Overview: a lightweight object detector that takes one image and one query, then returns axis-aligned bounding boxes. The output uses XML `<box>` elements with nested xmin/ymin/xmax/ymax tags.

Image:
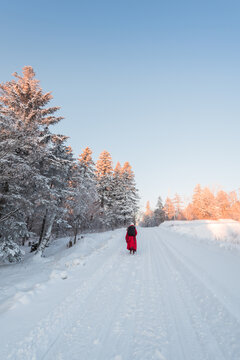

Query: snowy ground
<box><xmin>162</xmin><ymin>219</ymin><xmax>240</xmax><ymax>248</ymax></box>
<box><xmin>1</xmin><ymin>222</ymin><xmax>240</xmax><ymax>359</ymax></box>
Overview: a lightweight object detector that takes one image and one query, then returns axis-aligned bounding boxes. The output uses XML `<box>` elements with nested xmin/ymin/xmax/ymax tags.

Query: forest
<box><xmin>140</xmin><ymin>185</ymin><xmax>240</xmax><ymax>227</ymax></box>
<box><xmin>0</xmin><ymin>66</ymin><xmax>139</xmax><ymax>263</ymax></box>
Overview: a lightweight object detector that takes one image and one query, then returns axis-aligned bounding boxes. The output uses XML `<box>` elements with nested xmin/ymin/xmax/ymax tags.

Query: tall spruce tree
<box><xmin>152</xmin><ymin>196</ymin><xmax>165</xmax><ymax>225</ymax></box>
<box><xmin>111</xmin><ymin>162</ymin><xmax>126</xmax><ymax>227</ymax></box>
<box><xmin>36</xmin><ymin>138</ymin><xmax>75</xmax><ymax>254</ymax></box>
<box><xmin>96</xmin><ymin>150</ymin><xmax>114</xmax><ymax>229</ymax></box>
<box><xmin>68</xmin><ymin>147</ymin><xmax>99</xmax><ymax>242</ymax></box>
<box><xmin>0</xmin><ymin>66</ymin><xmax>67</xmax><ymax>260</ymax></box>
<box><xmin>140</xmin><ymin>201</ymin><xmax>154</xmax><ymax>227</ymax></box>
<box><xmin>192</xmin><ymin>184</ymin><xmax>203</xmax><ymax>219</ymax></box>
<box><xmin>164</xmin><ymin>197</ymin><xmax>175</xmax><ymax>220</ymax></box>
<box><xmin>121</xmin><ymin>162</ymin><xmax>139</xmax><ymax>225</ymax></box>
<box><xmin>173</xmin><ymin>193</ymin><xmax>183</xmax><ymax>220</ymax></box>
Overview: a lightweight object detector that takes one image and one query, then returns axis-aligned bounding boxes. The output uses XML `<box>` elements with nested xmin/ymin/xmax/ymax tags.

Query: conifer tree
<box><xmin>215</xmin><ymin>190</ymin><xmax>230</xmax><ymax>219</ymax></box>
<box><xmin>183</xmin><ymin>203</ymin><xmax>194</xmax><ymax>220</ymax></box>
<box><xmin>121</xmin><ymin>162</ymin><xmax>139</xmax><ymax>225</ymax></box>
<box><xmin>36</xmin><ymin>138</ymin><xmax>75</xmax><ymax>254</ymax></box>
<box><xmin>111</xmin><ymin>162</ymin><xmax>126</xmax><ymax>227</ymax></box>
<box><xmin>152</xmin><ymin>196</ymin><xmax>165</xmax><ymax>225</ymax></box>
<box><xmin>0</xmin><ymin>66</ymin><xmax>67</xmax><ymax>259</ymax></box>
<box><xmin>140</xmin><ymin>201</ymin><xmax>154</xmax><ymax>227</ymax></box>
<box><xmin>0</xmin><ymin>66</ymin><xmax>63</xmax><ymax>127</ymax></box>
<box><xmin>78</xmin><ymin>147</ymin><xmax>99</xmax><ymax>229</ymax></box>
<box><xmin>68</xmin><ymin>147</ymin><xmax>99</xmax><ymax>242</ymax></box>
<box><xmin>192</xmin><ymin>184</ymin><xmax>203</xmax><ymax>219</ymax></box>
<box><xmin>201</xmin><ymin>187</ymin><xmax>216</xmax><ymax>219</ymax></box>
<box><xmin>164</xmin><ymin>197</ymin><xmax>175</xmax><ymax>220</ymax></box>
<box><xmin>229</xmin><ymin>191</ymin><xmax>240</xmax><ymax>220</ymax></box>
<box><xmin>173</xmin><ymin>193</ymin><xmax>183</xmax><ymax>220</ymax></box>
<box><xmin>96</xmin><ymin>150</ymin><xmax>114</xmax><ymax>228</ymax></box>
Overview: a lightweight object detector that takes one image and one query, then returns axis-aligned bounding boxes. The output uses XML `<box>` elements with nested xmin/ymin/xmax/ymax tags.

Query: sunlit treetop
<box><xmin>0</xmin><ymin>65</ymin><xmax>63</xmax><ymax>129</ymax></box>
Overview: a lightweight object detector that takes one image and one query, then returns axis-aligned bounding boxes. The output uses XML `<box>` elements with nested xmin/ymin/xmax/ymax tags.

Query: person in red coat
<box><xmin>126</xmin><ymin>224</ymin><xmax>137</xmax><ymax>254</ymax></box>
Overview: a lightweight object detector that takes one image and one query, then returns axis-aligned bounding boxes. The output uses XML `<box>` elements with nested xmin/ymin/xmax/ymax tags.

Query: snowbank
<box><xmin>0</xmin><ymin>229</ymin><xmax>122</xmax><ymax>311</ymax></box>
<box><xmin>161</xmin><ymin>219</ymin><xmax>240</xmax><ymax>246</ymax></box>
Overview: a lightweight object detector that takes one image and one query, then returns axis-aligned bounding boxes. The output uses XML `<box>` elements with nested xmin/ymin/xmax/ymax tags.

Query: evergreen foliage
<box><xmin>0</xmin><ymin>67</ymin><xmax>139</xmax><ymax>262</ymax></box>
<box><xmin>140</xmin><ymin>197</ymin><xmax>165</xmax><ymax>227</ymax></box>
<box><xmin>0</xmin><ymin>66</ymin><xmax>67</xmax><ymax>260</ymax></box>
<box><xmin>68</xmin><ymin>147</ymin><xmax>99</xmax><ymax>242</ymax></box>
<box><xmin>164</xmin><ymin>197</ymin><xmax>175</xmax><ymax>220</ymax></box>
<box><xmin>121</xmin><ymin>162</ymin><xmax>139</xmax><ymax>225</ymax></box>
<box><xmin>96</xmin><ymin>150</ymin><xmax>114</xmax><ymax>228</ymax></box>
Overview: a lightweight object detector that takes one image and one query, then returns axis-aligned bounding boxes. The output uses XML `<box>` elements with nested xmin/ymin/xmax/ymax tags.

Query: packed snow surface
<box><xmin>162</xmin><ymin>219</ymin><xmax>240</xmax><ymax>247</ymax></box>
<box><xmin>1</xmin><ymin>222</ymin><xmax>240</xmax><ymax>359</ymax></box>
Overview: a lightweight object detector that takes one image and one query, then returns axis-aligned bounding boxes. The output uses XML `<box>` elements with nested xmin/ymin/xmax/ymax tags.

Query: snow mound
<box><xmin>161</xmin><ymin>220</ymin><xmax>240</xmax><ymax>246</ymax></box>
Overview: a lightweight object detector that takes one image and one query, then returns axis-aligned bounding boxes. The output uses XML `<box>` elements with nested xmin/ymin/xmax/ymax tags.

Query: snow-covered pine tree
<box><xmin>36</xmin><ymin>139</ymin><xmax>75</xmax><ymax>254</ymax></box>
<box><xmin>229</xmin><ymin>191</ymin><xmax>240</xmax><ymax>220</ymax></box>
<box><xmin>163</xmin><ymin>197</ymin><xmax>175</xmax><ymax>220</ymax></box>
<box><xmin>152</xmin><ymin>196</ymin><xmax>165</xmax><ymax>226</ymax></box>
<box><xmin>183</xmin><ymin>203</ymin><xmax>194</xmax><ymax>220</ymax></box>
<box><xmin>0</xmin><ymin>112</ymin><xmax>42</xmax><ymax>261</ymax></box>
<box><xmin>0</xmin><ymin>66</ymin><xmax>67</xmax><ymax>260</ymax></box>
<box><xmin>140</xmin><ymin>201</ymin><xmax>154</xmax><ymax>227</ymax></box>
<box><xmin>145</xmin><ymin>201</ymin><xmax>153</xmax><ymax>217</ymax></box>
<box><xmin>77</xmin><ymin>147</ymin><xmax>99</xmax><ymax>231</ymax></box>
<box><xmin>68</xmin><ymin>147</ymin><xmax>99</xmax><ymax>242</ymax></box>
<box><xmin>173</xmin><ymin>193</ymin><xmax>183</xmax><ymax>220</ymax></box>
<box><xmin>111</xmin><ymin>162</ymin><xmax>126</xmax><ymax>228</ymax></box>
<box><xmin>0</xmin><ymin>113</ymin><xmax>30</xmax><ymax>262</ymax></box>
<box><xmin>200</xmin><ymin>187</ymin><xmax>216</xmax><ymax>219</ymax></box>
<box><xmin>96</xmin><ymin>150</ymin><xmax>114</xmax><ymax>229</ymax></box>
<box><xmin>0</xmin><ymin>66</ymin><xmax>63</xmax><ymax>128</ymax></box>
<box><xmin>215</xmin><ymin>190</ymin><xmax>230</xmax><ymax>219</ymax></box>
<box><xmin>192</xmin><ymin>184</ymin><xmax>203</xmax><ymax>219</ymax></box>
<box><xmin>121</xmin><ymin>162</ymin><xmax>139</xmax><ymax>225</ymax></box>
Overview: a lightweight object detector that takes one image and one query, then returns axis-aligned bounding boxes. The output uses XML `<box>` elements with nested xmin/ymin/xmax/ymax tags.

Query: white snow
<box><xmin>1</xmin><ymin>222</ymin><xmax>240</xmax><ymax>359</ymax></box>
<box><xmin>161</xmin><ymin>219</ymin><xmax>240</xmax><ymax>248</ymax></box>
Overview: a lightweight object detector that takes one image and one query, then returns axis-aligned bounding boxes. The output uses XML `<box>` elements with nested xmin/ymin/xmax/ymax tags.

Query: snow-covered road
<box><xmin>1</xmin><ymin>226</ymin><xmax>240</xmax><ymax>360</ymax></box>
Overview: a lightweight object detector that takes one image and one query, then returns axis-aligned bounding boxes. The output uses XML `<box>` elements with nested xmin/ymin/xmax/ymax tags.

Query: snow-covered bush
<box><xmin>0</xmin><ymin>218</ymin><xmax>26</xmax><ymax>263</ymax></box>
<box><xmin>0</xmin><ymin>239</ymin><xmax>24</xmax><ymax>263</ymax></box>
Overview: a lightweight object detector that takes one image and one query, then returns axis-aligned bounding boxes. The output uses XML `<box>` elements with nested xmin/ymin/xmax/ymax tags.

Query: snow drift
<box><xmin>161</xmin><ymin>219</ymin><xmax>240</xmax><ymax>246</ymax></box>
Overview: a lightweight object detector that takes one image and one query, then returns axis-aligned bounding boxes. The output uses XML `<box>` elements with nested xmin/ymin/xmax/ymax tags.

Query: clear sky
<box><xmin>1</xmin><ymin>0</ymin><xmax>240</xmax><ymax>210</ymax></box>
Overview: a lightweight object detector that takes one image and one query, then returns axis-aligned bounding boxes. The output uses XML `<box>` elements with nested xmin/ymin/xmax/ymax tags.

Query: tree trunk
<box><xmin>73</xmin><ymin>218</ymin><xmax>80</xmax><ymax>244</ymax></box>
<box><xmin>0</xmin><ymin>181</ymin><xmax>9</xmax><ymax>219</ymax></box>
<box><xmin>36</xmin><ymin>211</ymin><xmax>56</xmax><ymax>256</ymax></box>
<box><xmin>26</xmin><ymin>215</ymin><xmax>33</xmax><ymax>232</ymax></box>
<box><xmin>38</xmin><ymin>210</ymin><xmax>48</xmax><ymax>246</ymax></box>
<box><xmin>73</xmin><ymin>230</ymin><xmax>77</xmax><ymax>245</ymax></box>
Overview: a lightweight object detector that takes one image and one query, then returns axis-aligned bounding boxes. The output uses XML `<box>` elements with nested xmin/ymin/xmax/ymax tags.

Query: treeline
<box><xmin>140</xmin><ymin>185</ymin><xmax>240</xmax><ymax>226</ymax></box>
<box><xmin>0</xmin><ymin>66</ymin><xmax>139</xmax><ymax>263</ymax></box>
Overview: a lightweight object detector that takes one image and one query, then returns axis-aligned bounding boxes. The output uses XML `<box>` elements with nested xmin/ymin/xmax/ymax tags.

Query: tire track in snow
<box><xmin>130</xmin><ymin>230</ymin><xmax>168</xmax><ymax>360</ymax></box>
<box><xmin>161</xmin><ymin>228</ymin><xmax>240</xmax><ymax>321</ymax></box>
<box><xmin>44</xmin><ymin>250</ymin><xmax>138</xmax><ymax>360</ymax></box>
<box><xmin>151</xmin><ymin>229</ymin><xmax>191</xmax><ymax>360</ymax></box>
<box><xmin>7</xmin><ymin>235</ymin><xmax>126</xmax><ymax>360</ymax></box>
<box><xmin>154</xmin><ymin>231</ymin><xmax>222</xmax><ymax>360</ymax></box>
<box><xmin>158</xmin><ymin>229</ymin><xmax>240</xmax><ymax>360</ymax></box>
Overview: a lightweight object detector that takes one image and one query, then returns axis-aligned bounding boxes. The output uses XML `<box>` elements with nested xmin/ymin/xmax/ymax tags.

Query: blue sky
<box><xmin>1</xmin><ymin>0</ymin><xmax>240</xmax><ymax>210</ymax></box>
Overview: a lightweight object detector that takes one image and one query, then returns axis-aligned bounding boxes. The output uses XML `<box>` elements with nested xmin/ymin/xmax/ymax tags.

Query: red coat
<box><xmin>126</xmin><ymin>228</ymin><xmax>137</xmax><ymax>251</ymax></box>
